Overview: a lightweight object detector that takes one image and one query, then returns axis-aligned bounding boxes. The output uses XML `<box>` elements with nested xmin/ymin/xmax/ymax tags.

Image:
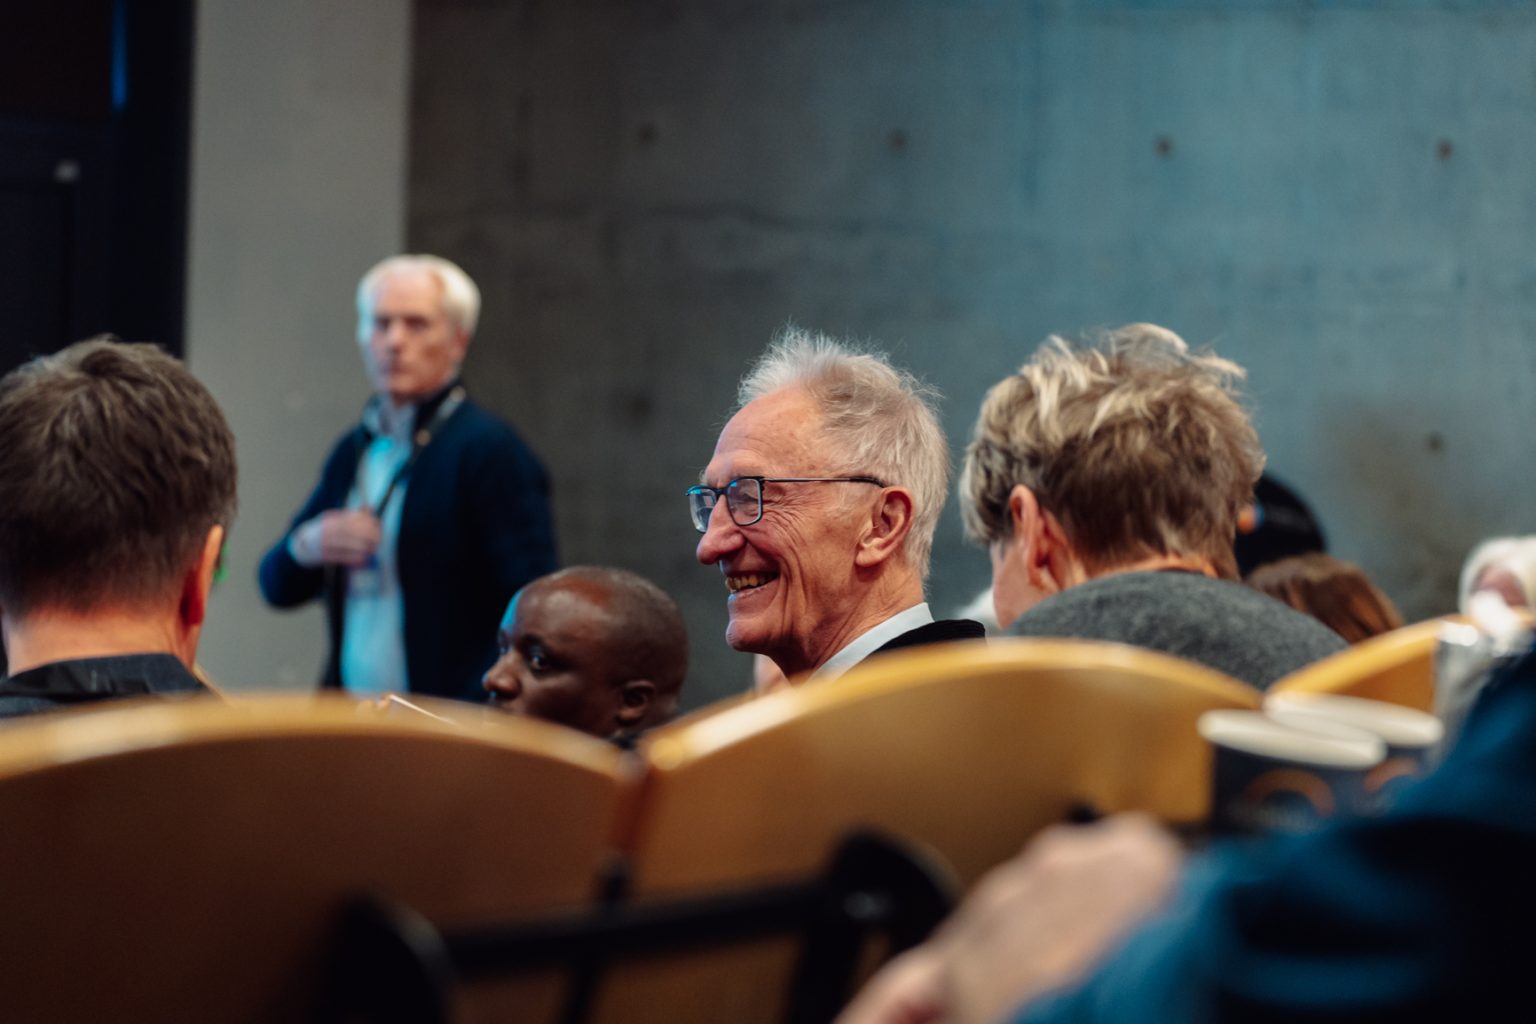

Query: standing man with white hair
<box><xmin>690</xmin><ymin>327</ymin><xmax>984</xmax><ymax>683</ymax></box>
<box><xmin>260</xmin><ymin>254</ymin><xmax>557</xmax><ymax>701</ymax></box>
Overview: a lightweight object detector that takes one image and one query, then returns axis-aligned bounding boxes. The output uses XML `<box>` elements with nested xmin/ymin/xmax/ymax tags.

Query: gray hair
<box><xmin>961</xmin><ymin>323</ymin><xmax>1263</xmax><ymax>579</ymax></box>
<box><xmin>739</xmin><ymin>325</ymin><xmax>949</xmax><ymax>578</ymax></box>
<box><xmin>356</xmin><ymin>254</ymin><xmax>481</xmax><ymax>339</ymax></box>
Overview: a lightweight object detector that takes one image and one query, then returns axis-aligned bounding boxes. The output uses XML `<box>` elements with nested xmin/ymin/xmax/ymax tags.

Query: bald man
<box><xmin>483</xmin><ymin>567</ymin><xmax>688</xmax><ymax>743</ymax></box>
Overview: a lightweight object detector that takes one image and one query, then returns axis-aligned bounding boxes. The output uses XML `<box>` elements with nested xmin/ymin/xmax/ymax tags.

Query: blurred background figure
<box><xmin>1458</xmin><ymin>536</ymin><xmax>1536</xmax><ymax>614</ymax></box>
<box><xmin>1246</xmin><ymin>553</ymin><xmax>1403</xmax><ymax>644</ymax></box>
<box><xmin>1234</xmin><ymin>474</ymin><xmax>1328</xmax><ymax>578</ymax></box>
<box><xmin>484</xmin><ymin>566</ymin><xmax>687</xmax><ymax>745</ymax></box>
<box><xmin>259</xmin><ymin>255</ymin><xmax>557</xmax><ymax>703</ymax></box>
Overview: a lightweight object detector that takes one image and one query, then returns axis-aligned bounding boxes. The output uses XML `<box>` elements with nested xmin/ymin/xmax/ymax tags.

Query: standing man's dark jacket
<box><xmin>259</xmin><ymin>393</ymin><xmax>557</xmax><ymax>701</ymax></box>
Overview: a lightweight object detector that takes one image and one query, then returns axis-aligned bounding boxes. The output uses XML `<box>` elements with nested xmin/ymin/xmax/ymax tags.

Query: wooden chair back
<box><xmin>587</xmin><ymin>638</ymin><xmax>1259</xmax><ymax>1023</ymax></box>
<box><xmin>1270</xmin><ymin>617</ymin><xmax>1455</xmax><ymax>712</ymax></box>
<box><xmin>0</xmin><ymin>694</ymin><xmax>626</xmax><ymax>1023</ymax></box>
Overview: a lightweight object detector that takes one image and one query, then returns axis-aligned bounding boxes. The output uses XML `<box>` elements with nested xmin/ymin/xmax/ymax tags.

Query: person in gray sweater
<box><xmin>958</xmin><ymin>324</ymin><xmax>1344</xmax><ymax>689</ymax></box>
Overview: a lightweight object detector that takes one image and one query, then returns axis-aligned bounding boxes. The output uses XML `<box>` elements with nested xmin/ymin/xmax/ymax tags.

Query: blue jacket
<box><xmin>1016</xmin><ymin>644</ymin><xmax>1536</xmax><ymax>1023</ymax></box>
<box><xmin>258</xmin><ymin>394</ymin><xmax>557</xmax><ymax>702</ymax></box>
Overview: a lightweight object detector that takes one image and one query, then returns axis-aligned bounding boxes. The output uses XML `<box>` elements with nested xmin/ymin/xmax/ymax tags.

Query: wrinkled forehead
<box><xmin>703</xmin><ymin>388</ymin><xmax>828</xmax><ymax>484</ymax></box>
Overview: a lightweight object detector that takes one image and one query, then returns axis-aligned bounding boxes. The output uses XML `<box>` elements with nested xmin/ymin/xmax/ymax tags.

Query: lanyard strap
<box><xmin>365</xmin><ymin>386</ymin><xmax>466</xmax><ymax>517</ymax></box>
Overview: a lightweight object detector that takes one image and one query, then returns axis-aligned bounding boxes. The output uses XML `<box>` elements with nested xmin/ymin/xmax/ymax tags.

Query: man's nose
<box><xmin>482</xmin><ymin>656</ymin><xmax>521</xmax><ymax>698</ymax></box>
<box><xmin>695</xmin><ymin>500</ymin><xmax>743</xmax><ymax>565</ymax></box>
<box><xmin>379</xmin><ymin>319</ymin><xmax>408</xmax><ymax>349</ymax></box>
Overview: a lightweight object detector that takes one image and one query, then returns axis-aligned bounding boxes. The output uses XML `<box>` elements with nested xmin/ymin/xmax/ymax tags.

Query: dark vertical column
<box><xmin>106</xmin><ymin>0</ymin><xmax>195</xmax><ymax>355</ymax></box>
<box><xmin>0</xmin><ymin>0</ymin><xmax>194</xmax><ymax>374</ymax></box>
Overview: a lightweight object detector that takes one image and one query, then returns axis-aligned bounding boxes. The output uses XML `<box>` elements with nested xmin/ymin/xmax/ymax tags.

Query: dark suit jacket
<box><xmin>258</xmin><ymin>393</ymin><xmax>557</xmax><ymax>702</ymax></box>
<box><xmin>1014</xmin><ymin>643</ymin><xmax>1536</xmax><ymax>1023</ymax></box>
<box><xmin>869</xmin><ymin>618</ymin><xmax>987</xmax><ymax>660</ymax></box>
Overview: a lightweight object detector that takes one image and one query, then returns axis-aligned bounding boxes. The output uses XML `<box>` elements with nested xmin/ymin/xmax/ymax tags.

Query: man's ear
<box><xmin>1007</xmin><ymin>485</ymin><xmax>1070</xmax><ymax>590</ymax></box>
<box><xmin>179</xmin><ymin>525</ymin><xmax>225</xmax><ymax>628</ymax></box>
<box><xmin>615</xmin><ymin>678</ymin><xmax>658</xmax><ymax>728</ymax></box>
<box><xmin>451</xmin><ymin>327</ymin><xmax>472</xmax><ymax>366</ymax></box>
<box><xmin>854</xmin><ymin>486</ymin><xmax>915</xmax><ymax>569</ymax></box>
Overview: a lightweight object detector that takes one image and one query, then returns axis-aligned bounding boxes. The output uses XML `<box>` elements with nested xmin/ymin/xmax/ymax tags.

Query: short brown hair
<box><xmin>1246</xmin><ymin>553</ymin><xmax>1403</xmax><ymax>644</ymax></box>
<box><xmin>961</xmin><ymin>324</ymin><xmax>1263</xmax><ymax>579</ymax></box>
<box><xmin>0</xmin><ymin>338</ymin><xmax>238</xmax><ymax>616</ymax></box>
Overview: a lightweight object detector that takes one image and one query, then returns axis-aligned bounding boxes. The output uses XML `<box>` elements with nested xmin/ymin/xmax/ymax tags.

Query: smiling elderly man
<box><xmin>690</xmin><ymin>328</ymin><xmax>984</xmax><ymax>682</ymax></box>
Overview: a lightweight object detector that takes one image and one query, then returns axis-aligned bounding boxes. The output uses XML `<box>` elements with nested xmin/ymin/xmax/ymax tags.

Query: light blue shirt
<box><xmin>339</xmin><ymin>402</ymin><xmax>411</xmax><ymax>695</ymax></box>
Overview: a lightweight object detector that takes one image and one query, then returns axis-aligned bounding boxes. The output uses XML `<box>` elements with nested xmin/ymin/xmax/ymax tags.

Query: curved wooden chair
<box><xmin>1270</xmin><ymin>617</ymin><xmax>1457</xmax><ymax>712</ymax></box>
<box><xmin>587</xmin><ymin>638</ymin><xmax>1260</xmax><ymax>1024</ymax></box>
<box><xmin>0</xmin><ymin>694</ymin><xmax>626</xmax><ymax>1024</ymax></box>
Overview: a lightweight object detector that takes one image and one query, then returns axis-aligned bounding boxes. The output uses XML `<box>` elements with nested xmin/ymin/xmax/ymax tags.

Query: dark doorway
<box><xmin>0</xmin><ymin>0</ymin><xmax>194</xmax><ymax>374</ymax></box>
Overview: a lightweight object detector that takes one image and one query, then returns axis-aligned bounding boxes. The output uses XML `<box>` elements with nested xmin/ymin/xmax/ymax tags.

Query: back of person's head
<box><xmin>1246</xmin><ymin>553</ymin><xmax>1403</xmax><ymax>644</ymax></box>
<box><xmin>583</xmin><ymin>566</ymin><xmax>690</xmax><ymax>726</ymax></box>
<box><xmin>738</xmin><ymin>325</ymin><xmax>950</xmax><ymax>579</ymax></box>
<box><xmin>1235</xmin><ymin>474</ymin><xmax>1328</xmax><ymax>577</ymax></box>
<box><xmin>961</xmin><ymin>323</ymin><xmax>1263</xmax><ymax>579</ymax></box>
<box><xmin>355</xmin><ymin>253</ymin><xmax>481</xmax><ymax>338</ymax></box>
<box><xmin>0</xmin><ymin>338</ymin><xmax>237</xmax><ymax>618</ymax></box>
<box><xmin>1458</xmin><ymin>536</ymin><xmax>1536</xmax><ymax>614</ymax></box>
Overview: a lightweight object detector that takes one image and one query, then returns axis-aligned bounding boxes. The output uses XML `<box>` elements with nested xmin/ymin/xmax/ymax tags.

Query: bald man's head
<box><xmin>483</xmin><ymin>567</ymin><xmax>688</xmax><ymax>740</ymax></box>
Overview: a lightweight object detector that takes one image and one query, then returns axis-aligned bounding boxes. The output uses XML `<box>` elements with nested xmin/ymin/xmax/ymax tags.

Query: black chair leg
<box><xmin>784</xmin><ymin>832</ymin><xmax>956</xmax><ymax>1024</ymax></box>
<box><xmin>316</xmin><ymin>894</ymin><xmax>456</xmax><ymax>1024</ymax></box>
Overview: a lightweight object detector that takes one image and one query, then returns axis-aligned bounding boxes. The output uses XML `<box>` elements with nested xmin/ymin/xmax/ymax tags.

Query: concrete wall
<box><xmin>409</xmin><ymin>0</ymin><xmax>1536</xmax><ymax>708</ymax></box>
<box><xmin>414</xmin><ymin>0</ymin><xmax>1536</xmax><ymax>709</ymax></box>
<box><xmin>187</xmin><ymin>0</ymin><xmax>412</xmax><ymax>688</ymax></box>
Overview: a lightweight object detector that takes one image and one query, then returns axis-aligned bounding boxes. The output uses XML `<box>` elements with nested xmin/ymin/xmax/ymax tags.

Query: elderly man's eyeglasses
<box><xmin>686</xmin><ymin>476</ymin><xmax>885</xmax><ymax>533</ymax></box>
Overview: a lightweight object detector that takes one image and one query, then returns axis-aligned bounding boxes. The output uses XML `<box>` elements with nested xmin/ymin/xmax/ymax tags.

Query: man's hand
<box><xmin>290</xmin><ymin>509</ymin><xmax>383</xmax><ymax>568</ymax></box>
<box><xmin>837</xmin><ymin>947</ymin><xmax>947</xmax><ymax>1024</ymax></box>
<box><xmin>839</xmin><ymin>814</ymin><xmax>1183</xmax><ymax>1024</ymax></box>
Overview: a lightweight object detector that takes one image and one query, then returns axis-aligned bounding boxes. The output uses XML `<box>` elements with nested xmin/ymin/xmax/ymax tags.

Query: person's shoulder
<box><xmin>442</xmin><ymin>398</ymin><xmax>550</xmax><ymax>484</ymax></box>
<box><xmin>448</xmin><ymin>397</ymin><xmax>535</xmax><ymax>448</ymax></box>
<box><xmin>1014</xmin><ymin>571</ymin><xmax>1342</xmax><ymax>639</ymax></box>
<box><xmin>1153</xmin><ymin>574</ymin><xmax>1345</xmax><ymax>636</ymax></box>
<box><xmin>883</xmin><ymin>618</ymin><xmax>987</xmax><ymax>652</ymax></box>
<box><xmin>1016</xmin><ymin>573</ymin><xmax>1155</xmax><ymax>621</ymax></box>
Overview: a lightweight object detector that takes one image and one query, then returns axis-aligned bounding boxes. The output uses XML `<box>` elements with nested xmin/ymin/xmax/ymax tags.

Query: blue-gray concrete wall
<box><xmin>411</xmin><ymin>0</ymin><xmax>1536</xmax><ymax>707</ymax></box>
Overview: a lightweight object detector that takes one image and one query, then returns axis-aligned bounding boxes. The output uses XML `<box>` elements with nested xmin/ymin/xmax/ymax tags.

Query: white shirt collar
<box><xmin>808</xmin><ymin>602</ymin><xmax>934</xmax><ymax>683</ymax></box>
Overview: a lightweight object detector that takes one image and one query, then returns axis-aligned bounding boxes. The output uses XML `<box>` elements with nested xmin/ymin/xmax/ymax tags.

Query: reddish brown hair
<box><xmin>1246</xmin><ymin>553</ymin><xmax>1402</xmax><ymax>644</ymax></box>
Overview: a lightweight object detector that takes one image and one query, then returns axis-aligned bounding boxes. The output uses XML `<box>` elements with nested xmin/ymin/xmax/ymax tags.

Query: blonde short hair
<box><xmin>739</xmin><ymin>326</ymin><xmax>949</xmax><ymax>579</ymax></box>
<box><xmin>961</xmin><ymin>324</ymin><xmax>1263</xmax><ymax>579</ymax></box>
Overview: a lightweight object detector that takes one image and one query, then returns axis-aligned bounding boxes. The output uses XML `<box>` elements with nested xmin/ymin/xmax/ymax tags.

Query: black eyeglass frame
<box><xmin>686</xmin><ymin>476</ymin><xmax>887</xmax><ymax>533</ymax></box>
